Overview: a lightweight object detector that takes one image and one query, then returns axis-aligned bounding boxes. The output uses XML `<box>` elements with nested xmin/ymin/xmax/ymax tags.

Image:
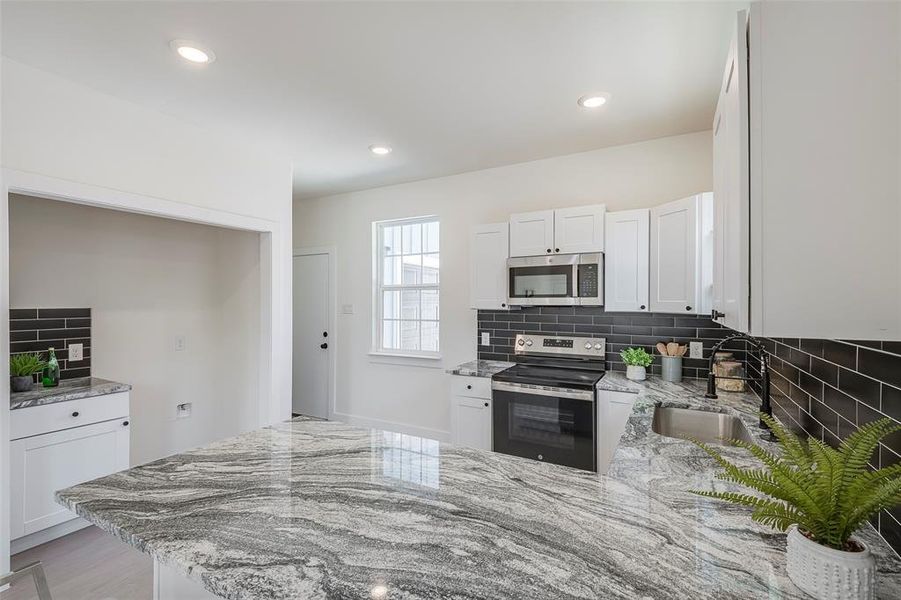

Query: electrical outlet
<box><xmin>689</xmin><ymin>341</ymin><xmax>704</xmax><ymax>359</ymax></box>
<box><xmin>176</xmin><ymin>402</ymin><xmax>192</xmax><ymax>419</ymax></box>
<box><xmin>68</xmin><ymin>343</ymin><xmax>84</xmax><ymax>362</ymax></box>
<box><xmin>481</xmin><ymin>332</ymin><xmax>490</xmax><ymax>346</ymax></box>
<box><xmin>175</xmin><ymin>335</ymin><xmax>186</xmax><ymax>352</ymax></box>
<box><xmin>341</xmin><ymin>304</ymin><xmax>355</xmax><ymax>315</ymax></box>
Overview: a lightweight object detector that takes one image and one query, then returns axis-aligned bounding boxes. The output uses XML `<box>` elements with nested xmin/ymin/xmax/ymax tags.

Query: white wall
<box><xmin>9</xmin><ymin>195</ymin><xmax>261</xmax><ymax>465</ymax></box>
<box><xmin>294</xmin><ymin>131</ymin><xmax>712</xmax><ymax>437</ymax></box>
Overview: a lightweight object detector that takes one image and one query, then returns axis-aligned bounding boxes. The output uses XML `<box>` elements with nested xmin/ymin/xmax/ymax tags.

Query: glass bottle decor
<box><xmin>42</xmin><ymin>347</ymin><xmax>60</xmax><ymax>388</ymax></box>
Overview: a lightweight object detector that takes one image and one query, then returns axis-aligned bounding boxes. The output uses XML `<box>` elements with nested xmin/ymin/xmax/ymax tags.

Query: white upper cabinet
<box><xmin>510</xmin><ymin>205</ymin><xmax>604</xmax><ymax>257</ymax></box>
<box><xmin>712</xmin><ymin>9</ymin><xmax>750</xmax><ymax>333</ymax></box>
<box><xmin>470</xmin><ymin>223</ymin><xmax>510</xmax><ymax>310</ymax></box>
<box><xmin>604</xmin><ymin>209</ymin><xmax>649</xmax><ymax>312</ymax></box>
<box><xmin>554</xmin><ymin>205</ymin><xmax>606</xmax><ymax>254</ymax></box>
<box><xmin>650</xmin><ymin>194</ymin><xmax>713</xmax><ymax>315</ymax></box>
<box><xmin>509</xmin><ymin>210</ymin><xmax>555</xmax><ymax>257</ymax></box>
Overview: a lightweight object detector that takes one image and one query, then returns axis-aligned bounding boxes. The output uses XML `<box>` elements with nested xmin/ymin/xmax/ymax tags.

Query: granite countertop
<box><xmin>445</xmin><ymin>359</ymin><xmax>514</xmax><ymax>378</ymax></box>
<box><xmin>56</xmin><ymin>374</ymin><xmax>901</xmax><ymax>600</ymax></box>
<box><xmin>10</xmin><ymin>377</ymin><xmax>132</xmax><ymax>410</ymax></box>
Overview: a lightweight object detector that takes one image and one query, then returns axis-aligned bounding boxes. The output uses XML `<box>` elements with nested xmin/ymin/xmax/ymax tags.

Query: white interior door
<box><xmin>293</xmin><ymin>253</ymin><xmax>330</xmax><ymax>418</ymax></box>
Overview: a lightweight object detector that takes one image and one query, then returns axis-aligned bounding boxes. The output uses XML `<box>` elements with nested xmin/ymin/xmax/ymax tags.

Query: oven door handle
<box><xmin>491</xmin><ymin>380</ymin><xmax>594</xmax><ymax>402</ymax></box>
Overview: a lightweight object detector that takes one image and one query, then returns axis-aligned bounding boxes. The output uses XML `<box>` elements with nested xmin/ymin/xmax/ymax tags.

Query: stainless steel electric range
<box><xmin>491</xmin><ymin>334</ymin><xmax>605</xmax><ymax>472</ymax></box>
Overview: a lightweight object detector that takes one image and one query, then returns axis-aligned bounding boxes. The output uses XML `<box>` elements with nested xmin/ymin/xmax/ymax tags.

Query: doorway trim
<box><xmin>292</xmin><ymin>246</ymin><xmax>337</xmax><ymax>420</ymax></box>
<box><xmin>1</xmin><ymin>168</ymin><xmax>292</xmax><ymax>573</ymax></box>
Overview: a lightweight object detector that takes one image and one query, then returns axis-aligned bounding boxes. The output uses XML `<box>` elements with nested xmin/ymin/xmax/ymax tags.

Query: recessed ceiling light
<box><xmin>369</xmin><ymin>145</ymin><xmax>392</xmax><ymax>156</ymax></box>
<box><xmin>170</xmin><ymin>40</ymin><xmax>215</xmax><ymax>64</ymax></box>
<box><xmin>578</xmin><ymin>94</ymin><xmax>609</xmax><ymax>109</ymax></box>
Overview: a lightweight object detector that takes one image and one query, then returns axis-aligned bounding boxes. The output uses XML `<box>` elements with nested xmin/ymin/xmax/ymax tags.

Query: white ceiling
<box><xmin>2</xmin><ymin>1</ymin><xmax>743</xmax><ymax>199</ymax></box>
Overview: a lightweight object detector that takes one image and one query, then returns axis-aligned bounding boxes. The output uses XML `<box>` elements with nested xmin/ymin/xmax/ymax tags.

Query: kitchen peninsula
<box><xmin>57</xmin><ymin>376</ymin><xmax>901</xmax><ymax>600</ymax></box>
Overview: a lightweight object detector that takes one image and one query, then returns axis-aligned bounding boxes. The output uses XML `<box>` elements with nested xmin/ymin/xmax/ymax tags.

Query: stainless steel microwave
<box><xmin>507</xmin><ymin>253</ymin><xmax>603</xmax><ymax>307</ymax></box>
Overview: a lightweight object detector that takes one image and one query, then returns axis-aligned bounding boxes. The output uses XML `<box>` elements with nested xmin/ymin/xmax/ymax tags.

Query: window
<box><xmin>373</xmin><ymin>216</ymin><xmax>439</xmax><ymax>356</ymax></box>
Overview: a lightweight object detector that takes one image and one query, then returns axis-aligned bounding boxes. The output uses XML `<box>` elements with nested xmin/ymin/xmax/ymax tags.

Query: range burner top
<box><xmin>492</xmin><ymin>363</ymin><xmax>605</xmax><ymax>390</ymax></box>
<box><xmin>491</xmin><ymin>334</ymin><xmax>606</xmax><ymax>390</ymax></box>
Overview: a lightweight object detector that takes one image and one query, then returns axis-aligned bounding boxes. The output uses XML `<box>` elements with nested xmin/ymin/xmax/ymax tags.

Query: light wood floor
<box><xmin>2</xmin><ymin>526</ymin><xmax>151</xmax><ymax>600</ymax></box>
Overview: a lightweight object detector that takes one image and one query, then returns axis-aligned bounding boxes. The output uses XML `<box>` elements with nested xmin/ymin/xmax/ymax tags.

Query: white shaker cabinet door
<box><xmin>604</xmin><ymin>209</ymin><xmax>649</xmax><ymax>312</ymax></box>
<box><xmin>470</xmin><ymin>223</ymin><xmax>509</xmax><ymax>310</ymax></box>
<box><xmin>509</xmin><ymin>210</ymin><xmax>554</xmax><ymax>257</ymax></box>
<box><xmin>554</xmin><ymin>204</ymin><xmax>605</xmax><ymax>254</ymax></box>
<box><xmin>451</xmin><ymin>395</ymin><xmax>492</xmax><ymax>451</ymax></box>
<box><xmin>650</xmin><ymin>196</ymin><xmax>700</xmax><ymax>314</ymax></box>
<box><xmin>10</xmin><ymin>417</ymin><xmax>130</xmax><ymax>538</ymax></box>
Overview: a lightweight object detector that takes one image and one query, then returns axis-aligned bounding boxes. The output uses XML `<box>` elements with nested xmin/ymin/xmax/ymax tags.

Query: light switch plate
<box><xmin>175</xmin><ymin>335</ymin><xmax>186</xmax><ymax>352</ymax></box>
<box><xmin>481</xmin><ymin>332</ymin><xmax>490</xmax><ymax>346</ymax></box>
<box><xmin>341</xmin><ymin>304</ymin><xmax>355</xmax><ymax>315</ymax></box>
<box><xmin>68</xmin><ymin>343</ymin><xmax>84</xmax><ymax>362</ymax></box>
<box><xmin>689</xmin><ymin>341</ymin><xmax>704</xmax><ymax>359</ymax></box>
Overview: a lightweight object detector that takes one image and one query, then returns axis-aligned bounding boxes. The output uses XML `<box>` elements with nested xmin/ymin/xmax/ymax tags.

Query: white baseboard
<box><xmin>11</xmin><ymin>517</ymin><xmax>92</xmax><ymax>554</ymax></box>
<box><xmin>330</xmin><ymin>412</ymin><xmax>451</xmax><ymax>442</ymax></box>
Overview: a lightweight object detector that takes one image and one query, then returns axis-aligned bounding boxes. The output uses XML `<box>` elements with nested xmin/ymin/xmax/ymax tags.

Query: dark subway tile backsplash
<box><xmin>9</xmin><ymin>308</ymin><xmax>92</xmax><ymax>381</ymax></box>
<box><xmin>476</xmin><ymin>307</ymin><xmax>742</xmax><ymax>379</ymax></box>
<box><xmin>751</xmin><ymin>337</ymin><xmax>901</xmax><ymax>556</ymax></box>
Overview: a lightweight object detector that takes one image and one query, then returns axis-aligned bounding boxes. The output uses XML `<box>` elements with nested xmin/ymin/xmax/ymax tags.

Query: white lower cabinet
<box><xmin>450</xmin><ymin>377</ymin><xmax>492</xmax><ymax>451</ymax></box>
<box><xmin>10</xmin><ymin>392</ymin><xmax>130</xmax><ymax>548</ymax></box>
<box><xmin>596</xmin><ymin>389</ymin><xmax>637</xmax><ymax>474</ymax></box>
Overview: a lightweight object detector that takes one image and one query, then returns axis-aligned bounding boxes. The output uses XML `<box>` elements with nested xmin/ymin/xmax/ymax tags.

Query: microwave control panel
<box><xmin>577</xmin><ymin>264</ymin><xmax>599</xmax><ymax>298</ymax></box>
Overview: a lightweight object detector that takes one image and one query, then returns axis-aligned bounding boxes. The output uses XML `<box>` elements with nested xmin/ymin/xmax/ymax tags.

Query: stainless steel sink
<box><xmin>652</xmin><ymin>407</ymin><xmax>754</xmax><ymax>446</ymax></box>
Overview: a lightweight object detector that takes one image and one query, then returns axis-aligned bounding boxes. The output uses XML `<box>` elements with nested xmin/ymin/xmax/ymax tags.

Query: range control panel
<box><xmin>513</xmin><ymin>334</ymin><xmax>606</xmax><ymax>357</ymax></box>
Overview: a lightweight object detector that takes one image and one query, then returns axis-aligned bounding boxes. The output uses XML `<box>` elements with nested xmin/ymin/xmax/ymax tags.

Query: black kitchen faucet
<box><xmin>704</xmin><ymin>329</ymin><xmax>773</xmax><ymax>429</ymax></box>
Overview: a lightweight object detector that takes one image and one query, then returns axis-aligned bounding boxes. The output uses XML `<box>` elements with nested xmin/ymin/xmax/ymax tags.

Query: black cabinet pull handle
<box><xmin>686</xmin><ymin>306</ymin><xmax>692</xmax><ymax>311</ymax></box>
<box><xmin>320</xmin><ymin>343</ymin><xmax>328</xmax><ymax>349</ymax></box>
<box><xmin>640</xmin><ymin>305</ymin><xmax>646</xmax><ymax>310</ymax></box>
<box><xmin>123</xmin><ymin>420</ymin><xmax>129</xmax><ymax>426</ymax></box>
<box><xmin>484</xmin><ymin>402</ymin><xmax>489</xmax><ymax>407</ymax></box>
<box><xmin>466</xmin><ymin>384</ymin><xmax>472</xmax><ymax>390</ymax></box>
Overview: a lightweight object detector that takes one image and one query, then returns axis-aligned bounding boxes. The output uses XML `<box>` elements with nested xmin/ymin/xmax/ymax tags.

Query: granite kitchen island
<box><xmin>56</xmin><ymin>374</ymin><xmax>901</xmax><ymax>599</ymax></box>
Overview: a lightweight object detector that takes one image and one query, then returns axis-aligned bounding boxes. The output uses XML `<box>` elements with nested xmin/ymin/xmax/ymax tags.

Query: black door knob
<box><xmin>71</xmin><ymin>411</ymin><xmax>79</xmax><ymax>417</ymax></box>
<box><xmin>122</xmin><ymin>420</ymin><xmax>129</xmax><ymax>426</ymax></box>
<box><xmin>686</xmin><ymin>306</ymin><xmax>692</xmax><ymax>311</ymax></box>
<box><xmin>320</xmin><ymin>343</ymin><xmax>328</xmax><ymax>349</ymax></box>
<box><xmin>640</xmin><ymin>305</ymin><xmax>646</xmax><ymax>310</ymax></box>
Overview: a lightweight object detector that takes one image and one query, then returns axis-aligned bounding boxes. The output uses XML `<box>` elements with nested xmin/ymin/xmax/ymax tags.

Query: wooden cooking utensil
<box><xmin>656</xmin><ymin>342</ymin><xmax>669</xmax><ymax>356</ymax></box>
<box><xmin>677</xmin><ymin>345</ymin><xmax>687</xmax><ymax>356</ymax></box>
<box><xmin>666</xmin><ymin>342</ymin><xmax>679</xmax><ymax>356</ymax></box>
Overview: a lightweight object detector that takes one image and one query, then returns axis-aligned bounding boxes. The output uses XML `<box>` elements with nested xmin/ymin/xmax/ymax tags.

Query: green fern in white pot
<box><xmin>691</xmin><ymin>414</ymin><xmax>901</xmax><ymax>600</ymax></box>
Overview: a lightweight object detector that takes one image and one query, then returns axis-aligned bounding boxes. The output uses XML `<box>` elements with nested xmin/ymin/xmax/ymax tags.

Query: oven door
<box><xmin>491</xmin><ymin>381</ymin><xmax>596</xmax><ymax>471</ymax></box>
<box><xmin>507</xmin><ymin>255</ymin><xmax>579</xmax><ymax>306</ymax></box>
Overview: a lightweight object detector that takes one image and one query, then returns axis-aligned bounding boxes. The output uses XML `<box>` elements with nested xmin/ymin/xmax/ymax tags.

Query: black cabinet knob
<box><xmin>320</xmin><ymin>343</ymin><xmax>328</xmax><ymax>349</ymax></box>
<box><xmin>686</xmin><ymin>306</ymin><xmax>692</xmax><ymax>311</ymax></box>
<box><xmin>322</xmin><ymin>331</ymin><xmax>328</xmax><ymax>338</ymax></box>
<box><xmin>640</xmin><ymin>305</ymin><xmax>646</xmax><ymax>310</ymax></box>
<box><xmin>484</xmin><ymin>402</ymin><xmax>489</xmax><ymax>407</ymax></box>
<box><xmin>71</xmin><ymin>411</ymin><xmax>79</xmax><ymax>417</ymax></box>
<box><xmin>466</xmin><ymin>384</ymin><xmax>472</xmax><ymax>390</ymax></box>
<box><xmin>555</xmin><ymin>248</ymin><xmax>560</xmax><ymax>253</ymax></box>
<box><xmin>546</xmin><ymin>248</ymin><xmax>552</xmax><ymax>253</ymax></box>
<box><xmin>501</xmin><ymin>303</ymin><xmax>506</xmax><ymax>308</ymax></box>
<box><xmin>122</xmin><ymin>420</ymin><xmax>129</xmax><ymax>426</ymax></box>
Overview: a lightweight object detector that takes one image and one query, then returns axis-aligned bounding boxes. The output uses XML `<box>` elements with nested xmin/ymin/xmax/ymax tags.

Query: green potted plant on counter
<box><xmin>10</xmin><ymin>352</ymin><xmax>46</xmax><ymax>393</ymax></box>
<box><xmin>690</xmin><ymin>413</ymin><xmax>901</xmax><ymax>600</ymax></box>
<box><xmin>620</xmin><ymin>347</ymin><xmax>653</xmax><ymax>381</ymax></box>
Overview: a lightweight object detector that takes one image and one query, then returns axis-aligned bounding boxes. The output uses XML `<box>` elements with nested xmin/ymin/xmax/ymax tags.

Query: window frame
<box><xmin>371</xmin><ymin>215</ymin><xmax>441</xmax><ymax>361</ymax></box>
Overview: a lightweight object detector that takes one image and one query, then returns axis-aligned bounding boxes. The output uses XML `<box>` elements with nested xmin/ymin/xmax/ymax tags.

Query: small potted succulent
<box><xmin>620</xmin><ymin>347</ymin><xmax>653</xmax><ymax>381</ymax></box>
<box><xmin>691</xmin><ymin>414</ymin><xmax>901</xmax><ymax>600</ymax></box>
<box><xmin>10</xmin><ymin>352</ymin><xmax>46</xmax><ymax>393</ymax></box>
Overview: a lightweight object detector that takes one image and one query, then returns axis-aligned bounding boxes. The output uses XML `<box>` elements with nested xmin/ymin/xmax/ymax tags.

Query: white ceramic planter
<box><xmin>786</xmin><ymin>525</ymin><xmax>876</xmax><ymax>600</ymax></box>
<box><xmin>626</xmin><ymin>365</ymin><xmax>647</xmax><ymax>381</ymax></box>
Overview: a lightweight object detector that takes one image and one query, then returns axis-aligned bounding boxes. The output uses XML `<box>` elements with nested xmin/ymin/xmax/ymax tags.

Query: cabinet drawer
<box><xmin>450</xmin><ymin>376</ymin><xmax>491</xmax><ymax>399</ymax></box>
<box><xmin>11</xmin><ymin>392</ymin><xmax>130</xmax><ymax>440</ymax></box>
